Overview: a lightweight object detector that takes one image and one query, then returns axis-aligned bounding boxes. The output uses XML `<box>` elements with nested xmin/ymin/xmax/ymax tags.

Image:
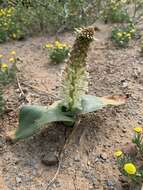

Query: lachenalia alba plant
<box><xmin>14</xmin><ymin>26</ymin><xmax>126</xmax><ymax>141</ymax></box>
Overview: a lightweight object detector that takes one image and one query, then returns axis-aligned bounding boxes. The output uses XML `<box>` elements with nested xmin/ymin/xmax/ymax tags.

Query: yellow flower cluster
<box><xmin>0</xmin><ymin>7</ymin><xmax>15</xmax><ymax>29</ymax></box>
<box><xmin>117</xmin><ymin>31</ymin><xmax>132</xmax><ymax>40</ymax></box>
<box><xmin>114</xmin><ymin>151</ymin><xmax>137</xmax><ymax>175</ymax></box>
<box><xmin>45</xmin><ymin>41</ymin><xmax>70</xmax><ymax>50</ymax></box>
<box><xmin>1</xmin><ymin>63</ymin><xmax>8</xmax><ymax>72</ymax></box>
<box><xmin>0</xmin><ymin>7</ymin><xmax>14</xmax><ymax>17</ymax></box>
<box><xmin>0</xmin><ymin>50</ymin><xmax>16</xmax><ymax>72</ymax></box>
<box><xmin>0</xmin><ymin>7</ymin><xmax>21</xmax><ymax>41</ymax></box>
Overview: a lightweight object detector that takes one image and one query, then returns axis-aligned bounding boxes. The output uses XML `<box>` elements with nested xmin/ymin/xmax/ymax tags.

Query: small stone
<box><xmin>69</xmin><ymin>162</ymin><xmax>73</xmax><ymax>167</ymax></box>
<box><xmin>122</xmin><ymin>142</ymin><xmax>138</xmax><ymax>157</ymax></box>
<box><xmin>32</xmin><ymin>169</ymin><xmax>37</xmax><ymax>176</ymax></box>
<box><xmin>16</xmin><ymin>176</ymin><xmax>22</xmax><ymax>183</ymax></box>
<box><xmin>122</xmin><ymin>128</ymin><xmax>127</xmax><ymax>133</ymax></box>
<box><xmin>100</xmin><ymin>153</ymin><xmax>107</xmax><ymax>161</ymax></box>
<box><xmin>74</xmin><ymin>155</ymin><xmax>80</xmax><ymax>162</ymax></box>
<box><xmin>41</xmin><ymin>153</ymin><xmax>58</xmax><ymax>166</ymax></box>
<box><xmin>122</xmin><ymin>81</ymin><xmax>128</xmax><ymax>88</ymax></box>
<box><xmin>106</xmin><ymin>180</ymin><xmax>115</xmax><ymax>189</ymax></box>
<box><xmin>87</xmin><ymin>160</ymin><xmax>91</xmax><ymax>166</ymax></box>
<box><xmin>95</xmin><ymin>157</ymin><xmax>99</xmax><ymax>162</ymax></box>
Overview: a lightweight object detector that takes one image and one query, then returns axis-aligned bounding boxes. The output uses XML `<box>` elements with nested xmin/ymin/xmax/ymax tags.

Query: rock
<box><xmin>106</xmin><ymin>180</ymin><xmax>115</xmax><ymax>190</ymax></box>
<box><xmin>41</xmin><ymin>153</ymin><xmax>58</xmax><ymax>166</ymax></box>
<box><xmin>15</xmin><ymin>176</ymin><xmax>22</xmax><ymax>183</ymax></box>
<box><xmin>122</xmin><ymin>128</ymin><xmax>127</xmax><ymax>133</ymax></box>
<box><xmin>74</xmin><ymin>155</ymin><xmax>80</xmax><ymax>162</ymax></box>
<box><xmin>122</xmin><ymin>142</ymin><xmax>138</xmax><ymax>157</ymax></box>
<box><xmin>100</xmin><ymin>153</ymin><xmax>107</xmax><ymax>161</ymax></box>
<box><xmin>32</xmin><ymin>169</ymin><xmax>37</xmax><ymax>176</ymax></box>
<box><xmin>122</xmin><ymin>81</ymin><xmax>128</xmax><ymax>88</ymax></box>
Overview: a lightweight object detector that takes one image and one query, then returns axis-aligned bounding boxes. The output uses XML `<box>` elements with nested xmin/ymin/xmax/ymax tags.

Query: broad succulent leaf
<box><xmin>15</xmin><ymin>101</ymin><xmax>74</xmax><ymax>140</ymax></box>
<box><xmin>81</xmin><ymin>95</ymin><xmax>126</xmax><ymax>113</ymax></box>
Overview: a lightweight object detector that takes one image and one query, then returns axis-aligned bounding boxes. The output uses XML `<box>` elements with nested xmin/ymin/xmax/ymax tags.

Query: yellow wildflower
<box><xmin>10</xmin><ymin>50</ymin><xmax>16</xmax><ymax>55</ymax></box>
<box><xmin>130</xmin><ymin>29</ymin><xmax>135</xmax><ymax>33</ymax></box>
<box><xmin>55</xmin><ymin>41</ymin><xmax>63</xmax><ymax>49</ymax></box>
<box><xmin>133</xmin><ymin>126</ymin><xmax>142</xmax><ymax>133</ymax></box>
<box><xmin>114</xmin><ymin>150</ymin><xmax>123</xmax><ymax>157</ymax></box>
<box><xmin>126</xmin><ymin>33</ymin><xmax>131</xmax><ymax>37</ymax></box>
<box><xmin>57</xmin><ymin>45</ymin><xmax>63</xmax><ymax>49</ymax></box>
<box><xmin>45</xmin><ymin>43</ymin><xmax>53</xmax><ymax>48</ymax></box>
<box><xmin>0</xmin><ymin>54</ymin><xmax>3</xmax><ymax>58</ymax></box>
<box><xmin>12</xmin><ymin>33</ymin><xmax>16</xmax><ymax>39</ymax></box>
<box><xmin>9</xmin><ymin>57</ymin><xmax>15</xmax><ymax>62</ymax></box>
<box><xmin>55</xmin><ymin>41</ymin><xmax>61</xmax><ymax>46</ymax></box>
<box><xmin>1</xmin><ymin>63</ymin><xmax>8</xmax><ymax>71</ymax></box>
<box><xmin>117</xmin><ymin>32</ymin><xmax>122</xmax><ymax>37</ymax></box>
<box><xmin>124</xmin><ymin>163</ymin><xmax>137</xmax><ymax>175</ymax></box>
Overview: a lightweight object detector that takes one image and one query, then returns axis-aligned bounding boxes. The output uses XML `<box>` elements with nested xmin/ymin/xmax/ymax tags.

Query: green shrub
<box><xmin>114</xmin><ymin>126</ymin><xmax>143</xmax><ymax>190</ymax></box>
<box><xmin>111</xmin><ymin>24</ymin><xmax>136</xmax><ymax>47</ymax></box>
<box><xmin>102</xmin><ymin>0</ymin><xmax>130</xmax><ymax>23</ymax></box>
<box><xmin>0</xmin><ymin>7</ymin><xmax>25</xmax><ymax>42</ymax></box>
<box><xmin>45</xmin><ymin>41</ymin><xmax>70</xmax><ymax>64</ymax></box>
<box><xmin>0</xmin><ymin>51</ymin><xmax>17</xmax><ymax>85</ymax></box>
<box><xmin>0</xmin><ymin>0</ymin><xmax>102</xmax><ymax>42</ymax></box>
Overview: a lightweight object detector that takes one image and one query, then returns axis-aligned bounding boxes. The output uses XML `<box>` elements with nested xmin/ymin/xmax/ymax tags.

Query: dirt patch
<box><xmin>0</xmin><ymin>26</ymin><xmax>143</xmax><ymax>190</ymax></box>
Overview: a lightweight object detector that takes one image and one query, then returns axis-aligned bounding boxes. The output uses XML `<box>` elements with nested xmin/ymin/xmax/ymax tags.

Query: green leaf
<box><xmin>15</xmin><ymin>101</ymin><xmax>75</xmax><ymax>140</ymax></box>
<box><xmin>81</xmin><ymin>95</ymin><xmax>126</xmax><ymax>113</ymax></box>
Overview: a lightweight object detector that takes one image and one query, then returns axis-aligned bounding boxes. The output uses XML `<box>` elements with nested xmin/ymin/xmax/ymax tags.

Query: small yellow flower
<box><xmin>12</xmin><ymin>33</ymin><xmax>16</xmax><ymax>39</ymax></box>
<box><xmin>124</xmin><ymin>163</ymin><xmax>137</xmax><ymax>175</ymax></box>
<box><xmin>1</xmin><ymin>63</ymin><xmax>8</xmax><ymax>71</ymax></box>
<box><xmin>126</xmin><ymin>33</ymin><xmax>131</xmax><ymax>38</ymax></box>
<box><xmin>117</xmin><ymin>32</ymin><xmax>122</xmax><ymax>37</ymax></box>
<box><xmin>57</xmin><ymin>45</ymin><xmax>63</xmax><ymax>49</ymax></box>
<box><xmin>0</xmin><ymin>54</ymin><xmax>3</xmax><ymax>58</ymax></box>
<box><xmin>133</xmin><ymin>126</ymin><xmax>142</xmax><ymax>133</ymax></box>
<box><xmin>130</xmin><ymin>29</ymin><xmax>135</xmax><ymax>33</ymax></box>
<box><xmin>114</xmin><ymin>150</ymin><xmax>123</xmax><ymax>157</ymax></box>
<box><xmin>45</xmin><ymin>43</ymin><xmax>53</xmax><ymax>48</ymax></box>
<box><xmin>9</xmin><ymin>57</ymin><xmax>15</xmax><ymax>62</ymax></box>
<box><xmin>55</xmin><ymin>41</ymin><xmax>61</xmax><ymax>46</ymax></box>
<box><xmin>10</xmin><ymin>50</ymin><xmax>16</xmax><ymax>55</ymax></box>
<box><xmin>55</xmin><ymin>41</ymin><xmax>63</xmax><ymax>48</ymax></box>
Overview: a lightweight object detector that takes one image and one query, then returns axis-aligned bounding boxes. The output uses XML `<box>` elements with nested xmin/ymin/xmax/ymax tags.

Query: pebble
<box><xmin>16</xmin><ymin>176</ymin><xmax>22</xmax><ymax>183</ymax></box>
<box><xmin>122</xmin><ymin>81</ymin><xmax>128</xmax><ymax>88</ymax></box>
<box><xmin>106</xmin><ymin>180</ymin><xmax>115</xmax><ymax>190</ymax></box>
<box><xmin>74</xmin><ymin>155</ymin><xmax>80</xmax><ymax>162</ymax></box>
<box><xmin>41</xmin><ymin>153</ymin><xmax>58</xmax><ymax>166</ymax></box>
<box><xmin>100</xmin><ymin>153</ymin><xmax>107</xmax><ymax>161</ymax></box>
<box><xmin>32</xmin><ymin>169</ymin><xmax>37</xmax><ymax>176</ymax></box>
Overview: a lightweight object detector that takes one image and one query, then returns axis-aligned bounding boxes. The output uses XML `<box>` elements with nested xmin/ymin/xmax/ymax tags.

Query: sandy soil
<box><xmin>0</xmin><ymin>24</ymin><xmax>143</xmax><ymax>190</ymax></box>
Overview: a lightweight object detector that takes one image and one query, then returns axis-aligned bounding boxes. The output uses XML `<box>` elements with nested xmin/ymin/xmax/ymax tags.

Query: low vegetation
<box><xmin>13</xmin><ymin>27</ymin><xmax>126</xmax><ymax>140</ymax></box>
<box><xmin>114</xmin><ymin>126</ymin><xmax>143</xmax><ymax>189</ymax></box>
<box><xmin>0</xmin><ymin>50</ymin><xmax>17</xmax><ymax>114</ymax></box>
<box><xmin>45</xmin><ymin>41</ymin><xmax>70</xmax><ymax>64</ymax></box>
